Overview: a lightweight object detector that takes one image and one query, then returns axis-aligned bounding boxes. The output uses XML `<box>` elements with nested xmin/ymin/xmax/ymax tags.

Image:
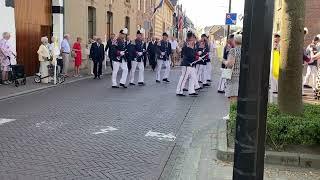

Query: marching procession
<box><xmin>86</xmin><ymin>27</ymin><xmax>218</xmax><ymax>96</ymax></box>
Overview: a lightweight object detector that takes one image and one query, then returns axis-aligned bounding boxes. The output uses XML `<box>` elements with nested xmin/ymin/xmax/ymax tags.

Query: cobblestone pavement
<box><xmin>0</xmin><ymin>67</ymin><xmax>221</xmax><ymax>180</ymax></box>
<box><xmin>0</xmin><ymin>64</ymin><xmax>319</xmax><ymax>180</ymax></box>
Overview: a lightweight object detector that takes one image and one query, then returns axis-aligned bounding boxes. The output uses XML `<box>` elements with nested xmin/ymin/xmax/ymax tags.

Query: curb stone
<box><xmin>216</xmin><ymin>119</ymin><xmax>320</xmax><ymax>169</ymax></box>
<box><xmin>0</xmin><ymin>73</ymin><xmax>111</xmax><ymax>101</ymax></box>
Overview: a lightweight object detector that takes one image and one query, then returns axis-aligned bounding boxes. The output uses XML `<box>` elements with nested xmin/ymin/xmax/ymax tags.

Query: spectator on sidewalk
<box><xmin>61</xmin><ymin>34</ymin><xmax>71</xmax><ymax>77</ymax></box>
<box><xmin>0</xmin><ymin>32</ymin><xmax>13</xmax><ymax>85</ymax></box>
<box><xmin>49</xmin><ymin>36</ymin><xmax>61</xmax><ymax>71</ymax></box>
<box><xmin>90</xmin><ymin>38</ymin><xmax>105</xmax><ymax>79</ymax></box>
<box><xmin>303</xmin><ymin>36</ymin><xmax>319</xmax><ymax>90</ymax></box>
<box><xmin>72</xmin><ymin>37</ymin><xmax>82</xmax><ymax>77</ymax></box>
<box><xmin>105</xmin><ymin>33</ymin><xmax>115</xmax><ymax>70</ymax></box>
<box><xmin>223</xmin><ymin>34</ymin><xmax>242</xmax><ymax>120</ymax></box>
<box><xmin>37</xmin><ymin>37</ymin><xmax>51</xmax><ymax>83</ymax></box>
<box><xmin>170</xmin><ymin>37</ymin><xmax>179</xmax><ymax>67</ymax></box>
<box><xmin>147</xmin><ymin>37</ymin><xmax>157</xmax><ymax>71</ymax></box>
<box><xmin>217</xmin><ymin>34</ymin><xmax>234</xmax><ymax>93</ymax></box>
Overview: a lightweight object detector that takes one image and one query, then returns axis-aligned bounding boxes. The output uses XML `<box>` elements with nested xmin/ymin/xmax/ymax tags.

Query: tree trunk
<box><xmin>278</xmin><ymin>0</ymin><xmax>305</xmax><ymax>115</ymax></box>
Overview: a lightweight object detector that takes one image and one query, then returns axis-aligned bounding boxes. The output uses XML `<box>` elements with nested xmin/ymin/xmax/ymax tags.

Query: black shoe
<box><xmin>129</xmin><ymin>83</ymin><xmax>136</xmax><ymax>86</ymax></box>
<box><xmin>203</xmin><ymin>84</ymin><xmax>211</xmax><ymax>87</ymax></box>
<box><xmin>207</xmin><ymin>80</ymin><xmax>212</xmax><ymax>82</ymax></box>
<box><xmin>156</xmin><ymin>80</ymin><xmax>161</xmax><ymax>83</ymax></box>
<box><xmin>304</xmin><ymin>85</ymin><xmax>312</xmax><ymax>89</ymax></box>
<box><xmin>112</xmin><ymin>86</ymin><xmax>119</xmax><ymax>88</ymax></box>
<box><xmin>176</xmin><ymin>94</ymin><xmax>186</xmax><ymax>97</ymax></box>
<box><xmin>93</xmin><ymin>77</ymin><xmax>97</xmax><ymax>79</ymax></box>
<box><xmin>198</xmin><ymin>81</ymin><xmax>203</xmax><ymax>84</ymax></box>
<box><xmin>195</xmin><ymin>87</ymin><xmax>203</xmax><ymax>91</ymax></box>
<box><xmin>183</xmin><ymin>89</ymin><xmax>188</xmax><ymax>92</ymax></box>
<box><xmin>138</xmin><ymin>82</ymin><xmax>145</xmax><ymax>86</ymax></box>
<box><xmin>163</xmin><ymin>79</ymin><xmax>170</xmax><ymax>83</ymax></box>
<box><xmin>189</xmin><ymin>93</ymin><xmax>198</xmax><ymax>96</ymax></box>
<box><xmin>218</xmin><ymin>90</ymin><xmax>225</xmax><ymax>94</ymax></box>
<box><xmin>98</xmin><ymin>76</ymin><xmax>101</xmax><ymax>79</ymax></box>
<box><xmin>273</xmin><ymin>92</ymin><xmax>278</xmax><ymax>94</ymax></box>
<box><xmin>120</xmin><ymin>83</ymin><xmax>127</xmax><ymax>88</ymax></box>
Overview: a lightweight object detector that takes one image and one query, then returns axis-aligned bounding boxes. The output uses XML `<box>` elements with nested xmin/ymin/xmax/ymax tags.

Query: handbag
<box><xmin>221</xmin><ymin>68</ymin><xmax>233</xmax><ymax>80</ymax></box>
<box><xmin>71</xmin><ymin>51</ymin><xmax>77</xmax><ymax>58</ymax></box>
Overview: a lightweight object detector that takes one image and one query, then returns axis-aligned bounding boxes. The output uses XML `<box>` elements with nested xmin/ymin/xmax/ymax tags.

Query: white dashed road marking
<box><xmin>0</xmin><ymin>118</ymin><xmax>16</xmax><ymax>126</ymax></box>
<box><xmin>145</xmin><ymin>130</ymin><xmax>176</xmax><ymax>142</ymax></box>
<box><xmin>93</xmin><ymin>126</ymin><xmax>118</xmax><ymax>135</ymax></box>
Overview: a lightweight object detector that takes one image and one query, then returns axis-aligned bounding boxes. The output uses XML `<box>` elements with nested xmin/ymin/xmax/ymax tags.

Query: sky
<box><xmin>178</xmin><ymin>0</ymin><xmax>245</xmax><ymax>27</ymax></box>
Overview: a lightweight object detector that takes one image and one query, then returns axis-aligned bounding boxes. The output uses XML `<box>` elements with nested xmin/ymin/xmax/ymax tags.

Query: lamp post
<box><xmin>232</xmin><ymin>0</ymin><xmax>274</xmax><ymax>179</ymax></box>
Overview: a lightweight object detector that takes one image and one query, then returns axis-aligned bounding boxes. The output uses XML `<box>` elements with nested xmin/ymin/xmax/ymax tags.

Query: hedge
<box><xmin>228</xmin><ymin>103</ymin><xmax>320</xmax><ymax>150</ymax></box>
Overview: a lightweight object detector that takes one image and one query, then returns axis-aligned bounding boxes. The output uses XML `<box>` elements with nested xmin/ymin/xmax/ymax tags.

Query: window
<box><xmin>138</xmin><ymin>0</ymin><xmax>141</xmax><ymax>10</ymax></box>
<box><xmin>88</xmin><ymin>6</ymin><xmax>96</xmax><ymax>39</ymax></box>
<box><xmin>125</xmin><ymin>16</ymin><xmax>130</xmax><ymax>34</ymax></box>
<box><xmin>107</xmin><ymin>11</ymin><xmax>113</xmax><ymax>39</ymax></box>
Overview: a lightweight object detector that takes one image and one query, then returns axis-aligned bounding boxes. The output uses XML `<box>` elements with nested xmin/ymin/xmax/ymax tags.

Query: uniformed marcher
<box><xmin>156</xmin><ymin>32</ymin><xmax>172</xmax><ymax>83</ymax></box>
<box><xmin>176</xmin><ymin>31</ymin><xmax>199</xmax><ymax>96</ymax></box>
<box><xmin>112</xmin><ymin>29</ymin><xmax>128</xmax><ymax>88</ymax></box>
<box><xmin>129</xmin><ymin>30</ymin><xmax>145</xmax><ymax>86</ymax></box>
<box><xmin>195</xmin><ymin>34</ymin><xmax>210</xmax><ymax>86</ymax></box>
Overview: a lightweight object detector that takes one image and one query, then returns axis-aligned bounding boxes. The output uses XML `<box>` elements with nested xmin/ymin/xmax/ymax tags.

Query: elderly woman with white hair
<box><xmin>222</xmin><ymin>34</ymin><xmax>242</xmax><ymax>120</ymax></box>
<box><xmin>37</xmin><ymin>36</ymin><xmax>51</xmax><ymax>83</ymax></box>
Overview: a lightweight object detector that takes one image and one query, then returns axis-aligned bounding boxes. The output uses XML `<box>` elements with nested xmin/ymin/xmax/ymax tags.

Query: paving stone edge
<box><xmin>216</xmin><ymin>120</ymin><xmax>320</xmax><ymax>169</ymax></box>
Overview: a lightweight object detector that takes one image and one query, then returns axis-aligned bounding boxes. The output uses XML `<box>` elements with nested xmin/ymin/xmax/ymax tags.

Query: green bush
<box><xmin>228</xmin><ymin>103</ymin><xmax>320</xmax><ymax>149</ymax></box>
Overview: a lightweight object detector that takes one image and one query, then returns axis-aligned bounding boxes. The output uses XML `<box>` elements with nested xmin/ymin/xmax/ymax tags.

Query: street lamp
<box><xmin>232</xmin><ymin>0</ymin><xmax>274</xmax><ymax>179</ymax></box>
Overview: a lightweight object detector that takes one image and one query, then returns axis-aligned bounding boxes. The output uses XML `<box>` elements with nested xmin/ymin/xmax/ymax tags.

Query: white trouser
<box><xmin>130</xmin><ymin>61</ymin><xmax>145</xmax><ymax>83</ymax></box>
<box><xmin>112</xmin><ymin>61</ymin><xmax>128</xmax><ymax>86</ymax></box>
<box><xmin>156</xmin><ymin>59</ymin><xmax>171</xmax><ymax>81</ymax></box>
<box><xmin>303</xmin><ymin>65</ymin><xmax>318</xmax><ymax>89</ymax></box>
<box><xmin>88</xmin><ymin>60</ymin><xmax>94</xmax><ymax>75</ymax></box>
<box><xmin>218</xmin><ymin>76</ymin><xmax>226</xmax><ymax>92</ymax></box>
<box><xmin>176</xmin><ymin>66</ymin><xmax>196</xmax><ymax>94</ymax></box>
<box><xmin>205</xmin><ymin>62</ymin><xmax>212</xmax><ymax>82</ymax></box>
<box><xmin>191</xmin><ymin>67</ymin><xmax>200</xmax><ymax>89</ymax></box>
<box><xmin>270</xmin><ymin>76</ymin><xmax>278</xmax><ymax>93</ymax></box>
<box><xmin>196</xmin><ymin>64</ymin><xmax>205</xmax><ymax>83</ymax></box>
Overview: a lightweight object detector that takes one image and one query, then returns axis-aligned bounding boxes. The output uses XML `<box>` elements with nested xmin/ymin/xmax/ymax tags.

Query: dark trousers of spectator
<box><xmin>57</xmin><ymin>58</ymin><xmax>64</xmax><ymax>73</ymax></box>
<box><xmin>109</xmin><ymin>56</ymin><xmax>113</xmax><ymax>70</ymax></box>
<box><xmin>93</xmin><ymin>61</ymin><xmax>103</xmax><ymax>77</ymax></box>
<box><xmin>149</xmin><ymin>54</ymin><xmax>156</xmax><ymax>71</ymax></box>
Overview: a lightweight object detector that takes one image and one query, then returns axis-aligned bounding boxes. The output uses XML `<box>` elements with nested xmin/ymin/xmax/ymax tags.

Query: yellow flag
<box><xmin>272</xmin><ymin>50</ymin><xmax>280</xmax><ymax>80</ymax></box>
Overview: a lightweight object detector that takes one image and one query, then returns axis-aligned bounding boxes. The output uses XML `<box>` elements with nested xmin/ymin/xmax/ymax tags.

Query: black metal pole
<box><xmin>226</xmin><ymin>0</ymin><xmax>232</xmax><ymax>38</ymax></box>
<box><xmin>232</xmin><ymin>0</ymin><xmax>274</xmax><ymax>179</ymax></box>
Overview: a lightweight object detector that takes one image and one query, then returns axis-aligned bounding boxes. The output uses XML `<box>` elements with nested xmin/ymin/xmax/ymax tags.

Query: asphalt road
<box><xmin>0</xmin><ymin>68</ymin><xmax>228</xmax><ymax>180</ymax></box>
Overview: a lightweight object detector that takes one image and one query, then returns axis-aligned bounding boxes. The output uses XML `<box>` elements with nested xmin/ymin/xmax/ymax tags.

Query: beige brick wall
<box><xmin>65</xmin><ymin>0</ymin><xmax>138</xmax><ymax>43</ymax></box>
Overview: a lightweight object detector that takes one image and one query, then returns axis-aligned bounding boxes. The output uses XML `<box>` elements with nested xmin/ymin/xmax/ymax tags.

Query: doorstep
<box><xmin>216</xmin><ymin>120</ymin><xmax>320</xmax><ymax>169</ymax></box>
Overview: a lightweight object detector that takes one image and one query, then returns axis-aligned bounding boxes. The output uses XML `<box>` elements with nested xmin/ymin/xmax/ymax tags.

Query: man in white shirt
<box><xmin>60</xmin><ymin>34</ymin><xmax>71</xmax><ymax>76</ymax></box>
<box><xmin>170</xmin><ymin>37</ymin><xmax>179</xmax><ymax>67</ymax></box>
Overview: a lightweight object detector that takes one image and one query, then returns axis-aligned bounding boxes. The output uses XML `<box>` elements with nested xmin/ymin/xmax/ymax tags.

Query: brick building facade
<box><xmin>274</xmin><ymin>0</ymin><xmax>320</xmax><ymax>45</ymax></box>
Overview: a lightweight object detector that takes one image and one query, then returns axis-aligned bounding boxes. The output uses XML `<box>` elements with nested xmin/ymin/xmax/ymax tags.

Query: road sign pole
<box><xmin>232</xmin><ymin>0</ymin><xmax>274</xmax><ymax>179</ymax></box>
<box><xmin>226</xmin><ymin>0</ymin><xmax>232</xmax><ymax>38</ymax></box>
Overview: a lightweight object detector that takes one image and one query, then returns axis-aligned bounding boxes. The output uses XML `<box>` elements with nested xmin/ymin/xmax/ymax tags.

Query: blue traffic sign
<box><xmin>225</xmin><ymin>13</ymin><xmax>237</xmax><ymax>25</ymax></box>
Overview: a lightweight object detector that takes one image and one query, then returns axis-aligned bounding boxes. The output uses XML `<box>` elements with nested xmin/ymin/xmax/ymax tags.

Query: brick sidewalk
<box><xmin>0</xmin><ymin>67</ymin><xmax>112</xmax><ymax>101</ymax></box>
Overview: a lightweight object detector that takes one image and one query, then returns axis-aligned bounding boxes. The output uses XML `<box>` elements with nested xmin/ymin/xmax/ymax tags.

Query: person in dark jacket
<box><xmin>176</xmin><ymin>31</ymin><xmax>199</xmax><ymax>96</ymax></box>
<box><xmin>89</xmin><ymin>38</ymin><xmax>105</xmax><ymax>79</ymax></box>
<box><xmin>147</xmin><ymin>37</ymin><xmax>157</xmax><ymax>71</ymax></box>
<box><xmin>129</xmin><ymin>30</ymin><xmax>145</xmax><ymax>86</ymax></box>
<box><xmin>105</xmin><ymin>33</ymin><xmax>116</xmax><ymax>70</ymax></box>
